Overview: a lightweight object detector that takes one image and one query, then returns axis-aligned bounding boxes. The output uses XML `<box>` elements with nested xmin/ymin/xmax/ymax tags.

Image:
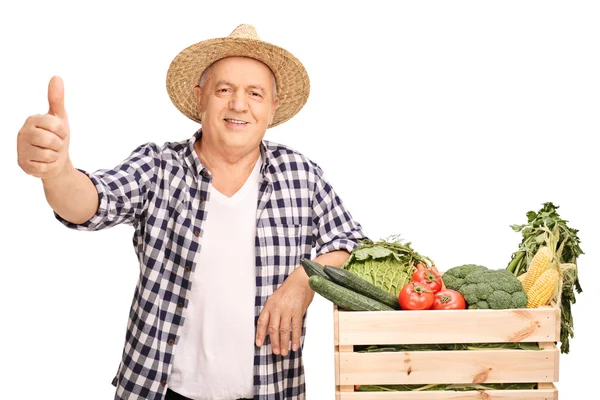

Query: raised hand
<box><xmin>17</xmin><ymin>76</ymin><xmax>71</xmax><ymax>179</ymax></box>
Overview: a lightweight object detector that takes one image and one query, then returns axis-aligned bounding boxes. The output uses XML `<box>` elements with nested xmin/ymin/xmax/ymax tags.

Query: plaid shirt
<box><xmin>56</xmin><ymin>130</ymin><xmax>365</xmax><ymax>400</ymax></box>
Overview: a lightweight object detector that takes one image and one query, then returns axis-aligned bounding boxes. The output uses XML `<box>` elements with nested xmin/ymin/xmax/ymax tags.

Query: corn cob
<box><xmin>517</xmin><ymin>272</ymin><xmax>527</xmax><ymax>284</ymax></box>
<box><xmin>522</xmin><ymin>246</ymin><xmax>552</xmax><ymax>293</ymax></box>
<box><xmin>526</xmin><ymin>267</ymin><xmax>560</xmax><ymax>308</ymax></box>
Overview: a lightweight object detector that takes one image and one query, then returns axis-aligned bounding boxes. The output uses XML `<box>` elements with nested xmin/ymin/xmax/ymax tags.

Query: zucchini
<box><xmin>323</xmin><ymin>265</ymin><xmax>401</xmax><ymax>310</ymax></box>
<box><xmin>309</xmin><ymin>275</ymin><xmax>394</xmax><ymax>311</ymax></box>
<box><xmin>301</xmin><ymin>258</ymin><xmax>330</xmax><ymax>280</ymax></box>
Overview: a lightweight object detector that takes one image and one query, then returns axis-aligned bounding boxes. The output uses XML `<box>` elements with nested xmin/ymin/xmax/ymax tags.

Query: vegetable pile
<box><xmin>302</xmin><ymin>201</ymin><xmax>583</xmax><ymax>367</ymax></box>
<box><xmin>443</xmin><ymin>265</ymin><xmax>528</xmax><ymax>309</ymax></box>
<box><xmin>302</xmin><ymin>237</ymin><xmax>470</xmax><ymax>312</ymax></box>
<box><xmin>301</xmin><ymin>202</ymin><xmax>585</xmax><ymax>395</ymax></box>
<box><xmin>506</xmin><ymin>202</ymin><xmax>583</xmax><ymax>354</ymax></box>
<box><xmin>303</xmin><ymin>259</ymin><xmax>398</xmax><ymax>311</ymax></box>
<box><xmin>340</xmin><ymin>236</ymin><xmax>432</xmax><ymax>297</ymax></box>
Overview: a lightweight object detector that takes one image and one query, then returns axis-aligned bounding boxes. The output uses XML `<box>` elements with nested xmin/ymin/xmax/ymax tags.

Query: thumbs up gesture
<box><xmin>18</xmin><ymin>76</ymin><xmax>72</xmax><ymax>179</ymax></box>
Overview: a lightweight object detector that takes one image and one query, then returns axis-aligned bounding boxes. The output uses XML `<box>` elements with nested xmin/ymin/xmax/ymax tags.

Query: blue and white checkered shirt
<box><xmin>56</xmin><ymin>130</ymin><xmax>366</xmax><ymax>399</ymax></box>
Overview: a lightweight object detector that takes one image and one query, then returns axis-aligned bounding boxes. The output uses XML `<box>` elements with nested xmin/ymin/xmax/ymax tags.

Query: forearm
<box><xmin>314</xmin><ymin>250</ymin><xmax>350</xmax><ymax>269</ymax></box>
<box><xmin>42</xmin><ymin>161</ymin><xmax>99</xmax><ymax>224</ymax></box>
<box><xmin>291</xmin><ymin>250</ymin><xmax>351</xmax><ymax>286</ymax></box>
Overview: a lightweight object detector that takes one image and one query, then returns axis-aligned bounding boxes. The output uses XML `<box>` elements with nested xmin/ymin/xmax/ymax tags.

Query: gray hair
<box><xmin>198</xmin><ymin>63</ymin><xmax>278</xmax><ymax>98</ymax></box>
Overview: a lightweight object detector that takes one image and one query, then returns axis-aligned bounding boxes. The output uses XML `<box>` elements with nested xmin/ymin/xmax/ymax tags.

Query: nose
<box><xmin>229</xmin><ymin>89</ymin><xmax>249</xmax><ymax>113</ymax></box>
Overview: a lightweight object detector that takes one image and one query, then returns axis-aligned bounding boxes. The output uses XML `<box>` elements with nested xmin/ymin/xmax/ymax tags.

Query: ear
<box><xmin>193</xmin><ymin>85</ymin><xmax>203</xmax><ymax>114</ymax></box>
<box><xmin>269</xmin><ymin>97</ymin><xmax>280</xmax><ymax>125</ymax></box>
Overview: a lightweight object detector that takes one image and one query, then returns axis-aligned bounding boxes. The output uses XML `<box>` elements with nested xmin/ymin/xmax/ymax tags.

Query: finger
<box><xmin>268</xmin><ymin>313</ymin><xmax>281</xmax><ymax>355</ymax></box>
<box><xmin>28</xmin><ymin>127</ymin><xmax>64</xmax><ymax>152</ymax></box>
<box><xmin>48</xmin><ymin>76</ymin><xmax>68</xmax><ymax>120</ymax></box>
<box><xmin>255</xmin><ymin>309</ymin><xmax>270</xmax><ymax>348</ymax></box>
<box><xmin>21</xmin><ymin>159</ymin><xmax>51</xmax><ymax>178</ymax></box>
<box><xmin>27</xmin><ymin>146</ymin><xmax>59</xmax><ymax>163</ymax></box>
<box><xmin>279</xmin><ymin>314</ymin><xmax>292</xmax><ymax>356</ymax></box>
<box><xmin>33</xmin><ymin>114</ymin><xmax>62</xmax><ymax>135</ymax></box>
<box><xmin>291</xmin><ymin>315</ymin><xmax>303</xmax><ymax>352</ymax></box>
<box><xmin>33</xmin><ymin>113</ymin><xmax>68</xmax><ymax>141</ymax></box>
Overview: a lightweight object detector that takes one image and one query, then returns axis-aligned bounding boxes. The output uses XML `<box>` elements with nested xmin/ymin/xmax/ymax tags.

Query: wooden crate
<box><xmin>334</xmin><ymin>304</ymin><xmax>561</xmax><ymax>399</ymax></box>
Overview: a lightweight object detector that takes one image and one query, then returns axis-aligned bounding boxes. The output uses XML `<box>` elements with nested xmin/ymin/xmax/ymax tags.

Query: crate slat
<box><xmin>337</xmin><ymin>346</ymin><xmax>558</xmax><ymax>385</ymax></box>
<box><xmin>337</xmin><ymin>385</ymin><xmax>558</xmax><ymax>400</ymax></box>
<box><xmin>333</xmin><ymin>304</ymin><xmax>560</xmax><ymax>398</ymax></box>
<box><xmin>336</xmin><ymin>306</ymin><xmax>559</xmax><ymax>345</ymax></box>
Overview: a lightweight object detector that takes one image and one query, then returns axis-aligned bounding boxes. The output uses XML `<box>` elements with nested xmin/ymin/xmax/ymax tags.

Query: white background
<box><xmin>1</xmin><ymin>1</ymin><xmax>598</xmax><ymax>399</ymax></box>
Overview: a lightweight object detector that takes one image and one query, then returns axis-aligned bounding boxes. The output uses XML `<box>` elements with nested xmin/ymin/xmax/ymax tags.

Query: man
<box><xmin>16</xmin><ymin>24</ymin><xmax>365</xmax><ymax>400</ymax></box>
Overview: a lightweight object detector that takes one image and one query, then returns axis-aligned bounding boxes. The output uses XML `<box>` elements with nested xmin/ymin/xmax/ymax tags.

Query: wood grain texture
<box><xmin>337</xmin><ymin>306</ymin><xmax>558</xmax><ymax>345</ymax></box>
<box><xmin>336</xmin><ymin>385</ymin><xmax>558</xmax><ymax>400</ymax></box>
<box><xmin>337</xmin><ymin>347</ymin><xmax>558</xmax><ymax>385</ymax></box>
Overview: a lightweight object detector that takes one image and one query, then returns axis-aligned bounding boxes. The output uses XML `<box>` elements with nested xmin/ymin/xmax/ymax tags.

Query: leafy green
<box><xmin>356</xmin><ymin>383</ymin><xmax>537</xmax><ymax>391</ymax></box>
<box><xmin>506</xmin><ymin>202</ymin><xmax>583</xmax><ymax>353</ymax></box>
<box><xmin>356</xmin><ymin>342</ymin><xmax>540</xmax><ymax>352</ymax></box>
<box><xmin>342</xmin><ymin>235</ymin><xmax>433</xmax><ymax>297</ymax></box>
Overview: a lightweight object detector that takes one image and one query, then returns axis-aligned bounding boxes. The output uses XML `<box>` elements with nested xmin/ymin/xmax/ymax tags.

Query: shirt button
<box><xmin>161</xmin><ymin>380</ymin><xmax>167</xmax><ymax>387</ymax></box>
<box><xmin>168</xmin><ymin>339</ymin><xmax>174</xmax><ymax>345</ymax></box>
<box><xmin>202</xmin><ymin>171</ymin><xmax>209</xmax><ymax>178</ymax></box>
<box><xmin>194</xmin><ymin>230</ymin><xmax>200</xmax><ymax>237</ymax></box>
<box><xmin>199</xmin><ymin>195</ymin><xmax>205</xmax><ymax>202</ymax></box>
<box><xmin>185</xmin><ymin>265</ymin><xmax>191</xmax><ymax>272</ymax></box>
<box><xmin>177</xmin><ymin>302</ymin><xmax>184</xmax><ymax>308</ymax></box>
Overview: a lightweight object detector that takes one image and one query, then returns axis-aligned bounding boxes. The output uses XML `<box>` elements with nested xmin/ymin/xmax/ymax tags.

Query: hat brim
<box><xmin>166</xmin><ymin>37</ymin><xmax>310</xmax><ymax>128</ymax></box>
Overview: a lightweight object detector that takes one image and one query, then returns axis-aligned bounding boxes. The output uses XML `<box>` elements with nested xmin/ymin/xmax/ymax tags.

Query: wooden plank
<box><xmin>539</xmin><ymin>343</ymin><xmax>560</xmax><ymax>382</ymax></box>
<box><xmin>337</xmin><ymin>385</ymin><xmax>558</xmax><ymax>399</ymax></box>
<box><xmin>335</xmin><ymin>306</ymin><xmax>340</xmax><ymax>386</ymax></box>
<box><xmin>335</xmin><ymin>351</ymin><xmax>340</xmax><ymax>386</ymax></box>
<box><xmin>338</xmin><ymin>347</ymin><xmax>558</xmax><ymax>385</ymax></box>
<box><xmin>537</xmin><ymin>383</ymin><xmax>558</xmax><ymax>400</ymax></box>
<box><xmin>338</xmin><ymin>344</ymin><xmax>354</xmax><ymax>392</ymax></box>
<box><xmin>553</xmin><ymin>306</ymin><xmax>561</xmax><ymax>344</ymax></box>
<box><xmin>335</xmin><ymin>305</ymin><xmax>340</xmax><ymax>346</ymax></box>
<box><xmin>337</xmin><ymin>307</ymin><xmax>558</xmax><ymax>345</ymax></box>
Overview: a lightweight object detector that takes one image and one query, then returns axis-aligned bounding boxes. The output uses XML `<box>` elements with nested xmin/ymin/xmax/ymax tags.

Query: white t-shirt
<box><xmin>168</xmin><ymin>157</ymin><xmax>261</xmax><ymax>399</ymax></box>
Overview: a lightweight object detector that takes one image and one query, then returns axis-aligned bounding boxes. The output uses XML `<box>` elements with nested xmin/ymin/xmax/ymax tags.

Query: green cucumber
<box><xmin>323</xmin><ymin>265</ymin><xmax>401</xmax><ymax>310</ymax></box>
<box><xmin>309</xmin><ymin>275</ymin><xmax>394</xmax><ymax>311</ymax></box>
<box><xmin>301</xmin><ymin>258</ymin><xmax>330</xmax><ymax>280</ymax></box>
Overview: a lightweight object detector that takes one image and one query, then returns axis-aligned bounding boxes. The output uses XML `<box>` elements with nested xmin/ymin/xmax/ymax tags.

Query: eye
<box><xmin>250</xmin><ymin>91</ymin><xmax>262</xmax><ymax>98</ymax></box>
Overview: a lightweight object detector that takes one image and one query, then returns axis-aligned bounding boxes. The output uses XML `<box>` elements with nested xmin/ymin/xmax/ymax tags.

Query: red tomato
<box><xmin>411</xmin><ymin>268</ymin><xmax>443</xmax><ymax>293</ymax></box>
<box><xmin>415</xmin><ymin>262</ymin><xmax>428</xmax><ymax>271</ymax></box>
<box><xmin>398</xmin><ymin>281</ymin><xmax>435</xmax><ymax>310</ymax></box>
<box><xmin>432</xmin><ymin>289</ymin><xmax>466</xmax><ymax>310</ymax></box>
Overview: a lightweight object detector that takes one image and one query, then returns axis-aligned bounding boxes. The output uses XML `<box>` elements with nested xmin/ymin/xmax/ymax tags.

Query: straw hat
<box><xmin>166</xmin><ymin>24</ymin><xmax>310</xmax><ymax>128</ymax></box>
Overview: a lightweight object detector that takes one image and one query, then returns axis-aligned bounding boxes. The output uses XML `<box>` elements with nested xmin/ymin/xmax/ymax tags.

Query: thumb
<box><xmin>48</xmin><ymin>75</ymin><xmax>68</xmax><ymax>119</ymax></box>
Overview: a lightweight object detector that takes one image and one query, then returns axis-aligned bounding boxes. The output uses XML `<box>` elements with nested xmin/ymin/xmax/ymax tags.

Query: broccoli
<box><xmin>442</xmin><ymin>264</ymin><xmax>488</xmax><ymax>292</ymax></box>
<box><xmin>458</xmin><ymin>269</ymin><xmax>528</xmax><ymax>309</ymax></box>
<box><xmin>461</xmin><ymin>282</ymin><xmax>494</xmax><ymax>305</ymax></box>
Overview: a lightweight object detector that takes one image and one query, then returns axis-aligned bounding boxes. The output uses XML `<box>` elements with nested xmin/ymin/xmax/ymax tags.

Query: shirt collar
<box><xmin>184</xmin><ymin>129</ymin><xmax>274</xmax><ymax>182</ymax></box>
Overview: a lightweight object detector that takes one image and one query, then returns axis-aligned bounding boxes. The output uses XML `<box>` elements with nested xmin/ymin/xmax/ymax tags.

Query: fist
<box><xmin>17</xmin><ymin>76</ymin><xmax>71</xmax><ymax>179</ymax></box>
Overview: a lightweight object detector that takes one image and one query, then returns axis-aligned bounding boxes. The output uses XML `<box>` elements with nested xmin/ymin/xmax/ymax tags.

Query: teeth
<box><xmin>225</xmin><ymin>118</ymin><xmax>246</xmax><ymax>124</ymax></box>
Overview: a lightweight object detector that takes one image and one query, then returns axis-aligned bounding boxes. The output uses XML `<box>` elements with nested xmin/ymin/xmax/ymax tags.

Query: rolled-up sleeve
<box><xmin>311</xmin><ymin>166</ymin><xmax>367</xmax><ymax>256</ymax></box>
<box><xmin>55</xmin><ymin>143</ymin><xmax>158</xmax><ymax>231</ymax></box>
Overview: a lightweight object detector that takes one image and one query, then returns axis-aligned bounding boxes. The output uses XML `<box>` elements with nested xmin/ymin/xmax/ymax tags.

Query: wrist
<box><xmin>42</xmin><ymin>159</ymin><xmax>74</xmax><ymax>187</ymax></box>
<box><xmin>292</xmin><ymin>265</ymin><xmax>312</xmax><ymax>290</ymax></box>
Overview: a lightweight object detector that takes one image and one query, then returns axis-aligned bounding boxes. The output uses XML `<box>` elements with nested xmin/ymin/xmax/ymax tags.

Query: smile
<box><xmin>224</xmin><ymin>118</ymin><xmax>248</xmax><ymax>125</ymax></box>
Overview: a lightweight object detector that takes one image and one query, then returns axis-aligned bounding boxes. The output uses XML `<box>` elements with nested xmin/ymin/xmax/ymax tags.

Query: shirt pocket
<box><xmin>259</xmin><ymin>222</ymin><xmax>302</xmax><ymax>296</ymax></box>
<box><xmin>264</xmin><ymin>222</ymin><xmax>303</xmax><ymax>271</ymax></box>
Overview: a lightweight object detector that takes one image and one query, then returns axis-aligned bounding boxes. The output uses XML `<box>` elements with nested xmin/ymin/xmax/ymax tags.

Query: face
<box><xmin>194</xmin><ymin>56</ymin><xmax>279</xmax><ymax>153</ymax></box>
